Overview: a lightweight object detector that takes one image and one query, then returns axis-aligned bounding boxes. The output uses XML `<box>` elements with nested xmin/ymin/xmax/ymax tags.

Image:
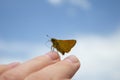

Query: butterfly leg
<box><xmin>51</xmin><ymin>46</ymin><xmax>55</xmax><ymax>52</ymax></box>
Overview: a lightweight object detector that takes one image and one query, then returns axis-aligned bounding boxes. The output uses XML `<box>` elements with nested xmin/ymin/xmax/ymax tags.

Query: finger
<box><xmin>0</xmin><ymin>51</ymin><xmax>60</xmax><ymax>80</ymax></box>
<box><xmin>0</xmin><ymin>62</ymin><xmax>20</xmax><ymax>75</ymax></box>
<box><xmin>25</xmin><ymin>55</ymin><xmax>80</xmax><ymax>80</ymax></box>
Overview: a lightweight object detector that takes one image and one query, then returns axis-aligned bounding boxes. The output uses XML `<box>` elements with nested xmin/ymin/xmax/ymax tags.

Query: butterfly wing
<box><xmin>56</xmin><ymin>39</ymin><xmax>76</xmax><ymax>55</ymax></box>
<box><xmin>51</xmin><ymin>38</ymin><xmax>76</xmax><ymax>55</ymax></box>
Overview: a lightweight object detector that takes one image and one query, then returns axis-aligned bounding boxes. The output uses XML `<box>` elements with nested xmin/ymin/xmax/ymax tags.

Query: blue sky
<box><xmin>0</xmin><ymin>0</ymin><xmax>120</xmax><ymax>80</ymax></box>
<box><xmin>0</xmin><ymin>0</ymin><xmax>120</xmax><ymax>41</ymax></box>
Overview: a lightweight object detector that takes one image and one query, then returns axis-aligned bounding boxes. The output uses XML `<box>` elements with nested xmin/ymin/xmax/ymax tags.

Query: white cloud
<box><xmin>47</xmin><ymin>0</ymin><xmax>91</xmax><ymax>17</ymax></box>
<box><xmin>71</xmin><ymin>31</ymin><xmax>120</xmax><ymax>80</ymax></box>
<box><xmin>69</xmin><ymin>0</ymin><xmax>91</xmax><ymax>10</ymax></box>
<box><xmin>47</xmin><ymin>0</ymin><xmax>91</xmax><ymax>10</ymax></box>
<box><xmin>48</xmin><ymin>0</ymin><xmax>63</xmax><ymax>6</ymax></box>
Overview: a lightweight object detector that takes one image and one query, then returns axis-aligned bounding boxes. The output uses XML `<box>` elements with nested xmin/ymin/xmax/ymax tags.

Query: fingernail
<box><xmin>46</xmin><ymin>51</ymin><xmax>60</xmax><ymax>60</ymax></box>
<box><xmin>8</xmin><ymin>62</ymin><xmax>20</xmax><ymax>68</ymax></box>
<box><xmin>64</xmin><ymin>55</ymin><xmax>79</xmax><ymax>63</ymax></box>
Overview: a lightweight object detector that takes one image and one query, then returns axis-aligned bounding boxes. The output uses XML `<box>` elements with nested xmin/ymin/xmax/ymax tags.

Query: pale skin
<box><xmin>0</xmin><ymin>51</ymin><xmax>80</xmax><ymax>80</ymax></box>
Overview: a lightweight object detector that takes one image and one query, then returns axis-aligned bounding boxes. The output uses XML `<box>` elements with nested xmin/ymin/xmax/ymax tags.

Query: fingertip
<box><xmin>64</xmin><ymin>55</ymin><xmax>80</xmax><ymax>63</ymax></box>
<box><xmin>61</xmin><ymin>55</ymin><xmax>80</xmax><ymax>78</ymax></box>
<box><xmin>45</xmin><ymin>51</ymin><xmax>60</xmax><ymax>61</ymax></box>
<box><xmin>64</xmin><ymin>55</ymin><xmax>80</xmax><ymax>68</ymax></box>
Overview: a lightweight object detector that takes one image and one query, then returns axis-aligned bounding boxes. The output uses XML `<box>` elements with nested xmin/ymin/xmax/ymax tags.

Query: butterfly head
<box><xmin>51</xmin><ymin>38</ymin><xmax>57</xmax><ymax>43</ymax></box>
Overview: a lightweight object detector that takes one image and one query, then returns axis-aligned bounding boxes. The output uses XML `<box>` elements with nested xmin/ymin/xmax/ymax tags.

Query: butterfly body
<box><xmin>51</xmin><ymin>38</ymin><xmax>76</xmax><ymax>55</ymax></box>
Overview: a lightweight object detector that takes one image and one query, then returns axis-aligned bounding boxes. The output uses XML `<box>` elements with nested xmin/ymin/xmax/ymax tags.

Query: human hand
<box><xmin>0</xmin><ymin>51</ymin><xmax>80</xmax><ymax>80</ymax></box>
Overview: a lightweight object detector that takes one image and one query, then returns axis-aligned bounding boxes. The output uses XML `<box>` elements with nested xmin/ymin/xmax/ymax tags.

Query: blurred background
<box><xmin>0</xmin><ymin>0</ymin><xmax>120</xmax><ymax>80</ymax></box>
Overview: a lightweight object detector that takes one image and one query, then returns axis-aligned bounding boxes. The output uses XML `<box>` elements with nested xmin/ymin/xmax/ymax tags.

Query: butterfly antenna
<box><xmin>46</xmin><ymin>35</ymin><xmax>51</xmax><ymax>38</ymax></box>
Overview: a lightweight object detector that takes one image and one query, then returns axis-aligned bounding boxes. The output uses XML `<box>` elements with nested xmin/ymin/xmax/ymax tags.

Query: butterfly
<box><xmin>51</xmin><ymin>38</ymin><xmax>76</xmax><ymax>55</ymax></box>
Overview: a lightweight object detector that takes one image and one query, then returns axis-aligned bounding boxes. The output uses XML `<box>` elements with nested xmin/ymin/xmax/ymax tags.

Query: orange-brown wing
<box><xmin>56</xmin><ymin>40</ymin><xmax>76</xmax><ymax>53</ymax></box>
